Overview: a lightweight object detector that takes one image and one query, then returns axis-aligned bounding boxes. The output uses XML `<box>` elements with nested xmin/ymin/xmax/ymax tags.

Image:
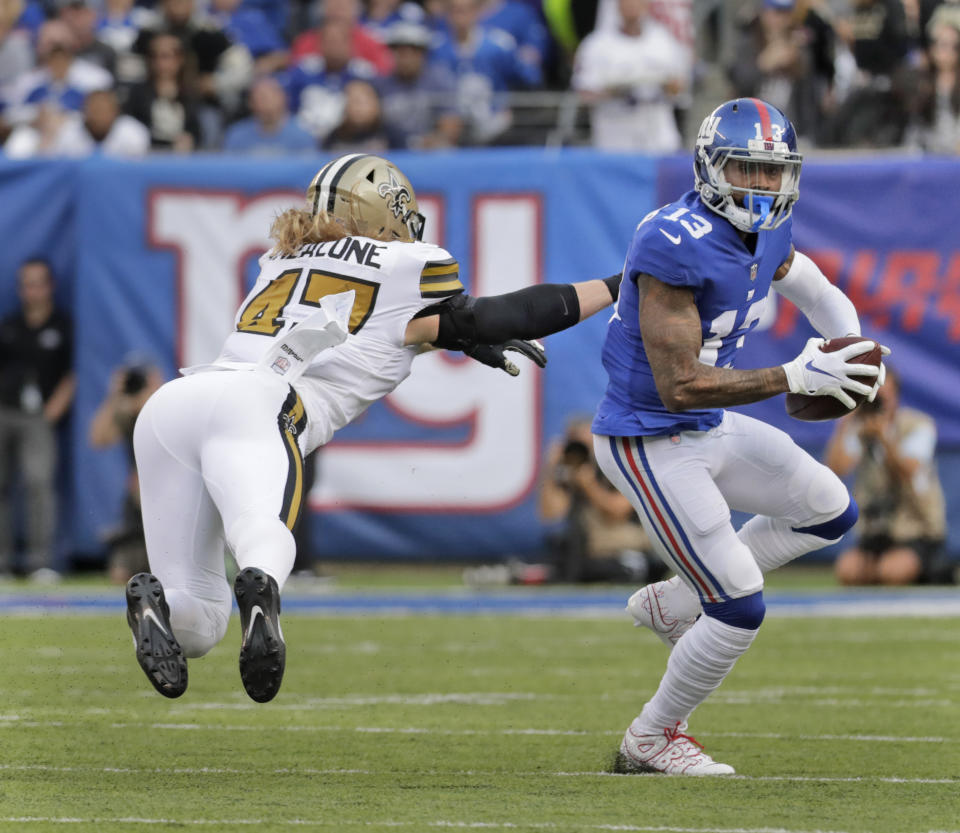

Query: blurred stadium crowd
<box><xmin>4</xmin><ymin>0</ymin><xmax>960</xmax><ymax>157</ymax></box>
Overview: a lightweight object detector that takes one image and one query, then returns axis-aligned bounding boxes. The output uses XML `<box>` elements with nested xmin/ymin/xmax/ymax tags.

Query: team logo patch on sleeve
<box><xmin>419</xmin><ymin>257</ymin><xmax>463</xmax><ymax>298</ymax></box>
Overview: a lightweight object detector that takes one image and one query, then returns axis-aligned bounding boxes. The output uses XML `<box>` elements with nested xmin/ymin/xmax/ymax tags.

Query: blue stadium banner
<box><xmin>0</xmin><ymin>151</ymin><xmax>957</xmax><ymax>562</ymax></box>
<box><xmin>68</xmin><ymin>150</ymin><xmax>654</xmax><ymax>561</ymax></box>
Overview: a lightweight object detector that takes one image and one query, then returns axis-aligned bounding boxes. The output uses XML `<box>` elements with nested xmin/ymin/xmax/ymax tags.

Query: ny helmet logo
<box><xmin>377</xmin><ymin>169</ymin><xmax>413</xmax><ymax>220</ymax></box>
<box><xmin>698</xmin><ymin>115</ymin><xmax>722</xmax><ymax>144</ymax></box>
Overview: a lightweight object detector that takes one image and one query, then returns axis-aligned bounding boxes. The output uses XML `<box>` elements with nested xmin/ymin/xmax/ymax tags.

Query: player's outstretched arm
<box><xmin>403</xmin><ymin>275</ymin><xmax>621</xmax><ymax>349</ymax></box>
<box><xmin>573</xmin><ymin>276</ymin><xmax>622</xmax><ymax>322</ymax></box>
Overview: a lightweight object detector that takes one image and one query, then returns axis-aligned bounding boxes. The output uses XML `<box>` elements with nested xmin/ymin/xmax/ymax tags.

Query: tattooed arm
<box><xmin>637</xmin><ymin>274</ymin><xmax>790</xmax><ymax>412</ymax></box>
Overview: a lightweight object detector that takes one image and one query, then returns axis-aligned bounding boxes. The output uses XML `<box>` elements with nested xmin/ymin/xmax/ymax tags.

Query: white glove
<box><xmin>781</xmin><ymin>337</ymin><xmax>880</xmax><ymax>410</ymax></box>
<box><xmin>866</xmin><ymin>344</ymin><xmax>892</xmax><ymax>402</ymax></box>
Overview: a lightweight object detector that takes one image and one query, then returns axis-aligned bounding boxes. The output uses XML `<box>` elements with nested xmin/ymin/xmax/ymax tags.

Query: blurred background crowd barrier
<box><xmin>1</xmin><ymin>149</ymin><xmax>958</xmax><ymax>567</ymax></box>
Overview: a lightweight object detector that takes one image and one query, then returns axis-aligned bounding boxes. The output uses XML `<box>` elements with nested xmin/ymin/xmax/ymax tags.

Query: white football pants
<box><xmin>133</xmin><ymin>370</ymin><xmax>307</xmax><ymax>657</ymax></box>
<box><xmin>594</xmin><ymin>410</ymin><xmax>849</xmax><ymax>602</ymax></box>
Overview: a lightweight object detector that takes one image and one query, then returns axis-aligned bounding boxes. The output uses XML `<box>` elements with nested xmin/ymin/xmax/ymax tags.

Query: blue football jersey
<box><xmin>592</xmin><ymin>190</ymin><xmax>792</xmax><ymax>437</ymax></box>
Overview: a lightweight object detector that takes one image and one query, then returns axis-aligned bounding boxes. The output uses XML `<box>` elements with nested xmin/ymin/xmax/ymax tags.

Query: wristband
<box><xmin>603</xmin><ymin>274</ymin><xmax>622</xmax><ymax>302</ymax></box>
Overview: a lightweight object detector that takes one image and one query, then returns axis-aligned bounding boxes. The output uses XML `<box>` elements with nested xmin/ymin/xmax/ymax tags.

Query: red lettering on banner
<box><xmin>843</xmin><ymin>250</ymin><xmax>954</xmax><ymax>336</ymax></box>
<box><xmin>841</xmin><ymin>250</ymin><xmax>882</xmax><ymax>327</ymax></box>
<box><xmin>771</xmin><ymin>249</ymin><xmax>960</xmax><ymax>341</ymax></box>
<box><xmin>936</xmin><ymin>254</ymin><xmax>960</xmax><ymax>340</ymax></box>
<box><xmin>876</xmin><ymin>252</ymin><xmax>940</xmax><ymax>331</ymax></box>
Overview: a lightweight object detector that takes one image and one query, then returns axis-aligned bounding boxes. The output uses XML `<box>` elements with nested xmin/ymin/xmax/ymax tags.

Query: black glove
<box><xmin>462</xmin><ymin>339</ymin><xmax>547</xmax><ymax>376</ymax></box>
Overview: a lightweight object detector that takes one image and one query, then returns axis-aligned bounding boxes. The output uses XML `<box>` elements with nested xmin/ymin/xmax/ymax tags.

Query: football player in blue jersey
<box><xmin>591</xmin><ymin>98</ymin><xmax>889</xmax><ymax>775</ymax></box>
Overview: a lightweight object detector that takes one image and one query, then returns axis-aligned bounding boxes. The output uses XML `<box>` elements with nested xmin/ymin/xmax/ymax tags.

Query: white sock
<box><xmin>633</xmin><ymin>615</ymin><xmax>758</xmax><ymax>734</ymax></box>
<box><xmin>738</xmin><ymin>515</ymin><xmax>837</xmax><ymax>573</ymax></box>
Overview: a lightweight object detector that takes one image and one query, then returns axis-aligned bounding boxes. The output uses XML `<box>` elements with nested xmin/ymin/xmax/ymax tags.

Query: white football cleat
<box><xmin>626</xmin><ymin>576</ymin><xmax>700</xmax><ymax>647</ymax></box>
<box><xmin>617</xmin><ymin>720</ymin><xmax>735</xmax><ymax>776</ymax></box>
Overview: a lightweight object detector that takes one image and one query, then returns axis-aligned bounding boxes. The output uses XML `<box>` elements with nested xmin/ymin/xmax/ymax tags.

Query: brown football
<box><xmin>784</xmin><ymin>336</ymin><xmax>882</xmax><ymax>422</ymax></box>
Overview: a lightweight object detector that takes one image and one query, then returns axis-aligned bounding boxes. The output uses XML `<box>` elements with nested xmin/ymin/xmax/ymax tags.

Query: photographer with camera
<box><xmin>824</xmin><ymin>366</ymin><xmax>953</xmax><ymax>585</ymax></box>
<box><xmin>89</xmin><ymin>358</ymin><xmax>163</xmax><ymax>584</ymax></box>
<box><xmin>539</xmin><ymin>416</ymin><xmax>665</xmax><ymax>584</ymax></box>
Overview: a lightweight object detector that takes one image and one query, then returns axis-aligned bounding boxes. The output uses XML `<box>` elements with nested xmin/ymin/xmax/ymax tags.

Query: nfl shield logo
<box><xmin>749</xmin><ymin>263</ymin><xmax>758</xmax><ymax>281</ymax></box>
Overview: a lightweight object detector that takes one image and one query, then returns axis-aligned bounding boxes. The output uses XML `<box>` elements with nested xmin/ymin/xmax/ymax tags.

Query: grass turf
<box><xmin>0</xmin><ymin>606</ymin><xmax>956</xmax><ymax>833</ymax></box>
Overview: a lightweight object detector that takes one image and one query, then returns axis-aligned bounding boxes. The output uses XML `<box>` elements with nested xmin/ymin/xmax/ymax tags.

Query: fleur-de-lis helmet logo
<box><xmin>377</xmin><ymin>168</ymin><xmax>412</xmax><ymax>220</ymax></box>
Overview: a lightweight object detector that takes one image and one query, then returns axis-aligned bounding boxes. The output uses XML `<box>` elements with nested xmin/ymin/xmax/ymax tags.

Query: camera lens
<box><xmin>122</xmin><ymin>368</ymin><xmax>147</xmax><ymax>395</ymax></box>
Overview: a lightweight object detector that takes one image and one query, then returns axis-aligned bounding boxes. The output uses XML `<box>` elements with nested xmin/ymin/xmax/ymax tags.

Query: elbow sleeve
<box><xmin>774</xmin><ymin>251</ymin><xmax>861</xmax><ymax>338</ymax></box>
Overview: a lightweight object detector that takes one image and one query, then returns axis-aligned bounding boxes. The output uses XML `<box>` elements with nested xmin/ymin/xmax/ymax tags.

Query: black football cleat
<box><xmin>234</xmin><ymin>567</ymin><xmax>286</xmax><ymax>703</ymax></box>
<box><xmin>125</xmin><ymin>572</ymin><xmax>187</xmax><ymax>698</ymax></box>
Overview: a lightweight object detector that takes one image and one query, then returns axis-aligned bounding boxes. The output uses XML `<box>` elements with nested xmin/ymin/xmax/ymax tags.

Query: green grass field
<box><xmin>0</xmin><ymin>574</ymin><xmax>958</xmax><ymax>833</ymax></box>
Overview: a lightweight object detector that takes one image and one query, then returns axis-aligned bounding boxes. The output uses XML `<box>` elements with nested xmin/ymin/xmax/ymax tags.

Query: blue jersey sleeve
<box><xmin>624</xmin><ymin>218</ymin><xmax>705</xmax><ymax>291</ymax></box>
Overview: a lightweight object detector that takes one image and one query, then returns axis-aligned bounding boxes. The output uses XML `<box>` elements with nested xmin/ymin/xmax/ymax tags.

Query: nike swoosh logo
<box><xmin>659</xmin><ymin>229</ymin><xmax>681</xmax><ymax>245</ymax></box>
<box><xmin>805</xmin><ymin>360</ymin><xmax>839</xmax><ymax>379</ymax></box>
<box><xmin>142</xmin><ymin>607</ymin><xmax>168</xmax><ymax>635</ymax></box>
<box><xmin>246</xmin><ymin>605</ymin><xmax>264</xmax><ymax>641</ymax></box>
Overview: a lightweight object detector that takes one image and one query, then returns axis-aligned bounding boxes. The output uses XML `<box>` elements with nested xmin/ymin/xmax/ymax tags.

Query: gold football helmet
<box><xmin>305</xmin><ymin>154</ymin><xmax>426</xmax><ymax>242</ymax></box>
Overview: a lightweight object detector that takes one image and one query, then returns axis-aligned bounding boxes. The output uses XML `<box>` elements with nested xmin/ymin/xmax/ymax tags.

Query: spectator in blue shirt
<box><xmin>5</xmin><ymin>19</ymin><xmax>113</xmax><ymax>128</ymax></box>
<box><xmin>240</xmin><ymin>0</ymin><xmax>288</xmax><ymax>43</ymax></box>
<box><xmin>431</xmin><ymin>0</ymin><xmax>541</xmax><ymax>143</ymax></box>
<box><xmin>283</xmin><ymin>15</ymin><xmax>376</xmax><ymax>139</ymax></box>
<box><xmin>13</xmin><ymin>0</ymin><xmax>45</xmax><ymax>38</ymax></box>
<box><xmin>478</xmin><ymin>0</ymin><xmax>549</xmax><ymax>83</ymax></box>
<box><xmin>209</xmin><ymin>0</ymin><xmax>289</xmax><ymax>75</ymax></box>
<box><xmin>223</xmin><ymin>74</ymin><xmax>316</xmax><ymax>153</ymax></box>
<box><xmin>377</xmin><ymin>19</ymin><xmax>462</xmax><ymax>148</ymax></box>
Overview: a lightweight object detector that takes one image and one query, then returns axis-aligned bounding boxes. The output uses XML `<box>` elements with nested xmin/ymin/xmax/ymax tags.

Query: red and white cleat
<box><xmin>616</xmin><ymin>720</ymin><xmax>735</xmax><ymax>776</ymax></box>
<box><xmin>626</xmin><ymin>577</ymin><xmax>700</xmax><ymax>647</ymax></box>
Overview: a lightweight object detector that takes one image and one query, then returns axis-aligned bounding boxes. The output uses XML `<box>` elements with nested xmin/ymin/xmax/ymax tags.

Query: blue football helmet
<box><xmin>693</xmin><ymin>98</ymin><xmax>802</xmax><ymax>233</ymax></box>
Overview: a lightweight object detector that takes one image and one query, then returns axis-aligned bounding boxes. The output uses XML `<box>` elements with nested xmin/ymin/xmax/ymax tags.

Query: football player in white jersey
<box><xmin>591</xmin><ymin>99</ymin><xmax>889</xmax><ymax>774</ymax></box>
<box><xmin>125</xmin><ymin>153</ymin><xmax>620</xmax><ymax>702</ymax></box>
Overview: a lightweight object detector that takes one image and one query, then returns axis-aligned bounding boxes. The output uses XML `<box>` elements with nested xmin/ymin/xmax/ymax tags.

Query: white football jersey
<box><xmin>209</xmin><ymin>235</ymin><xmax>462</xmax><ymax>452</ymax></box>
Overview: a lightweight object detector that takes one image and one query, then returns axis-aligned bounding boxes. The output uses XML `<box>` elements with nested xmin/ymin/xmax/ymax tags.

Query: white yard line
<box><xmin>0</xmin><ymin>718</ymin><xmax>954</xmax><ymax>744</ymax></box>
<box><xmin>2</xmin><ymin>680</ymin><xmax>955</xmax><ymax>716</ymax></box>
<box><xmin>0</xmin><ymin>763</ymin><xmax>955</xmax><ymax>785</ymax></box>
<box><xmin>0</xmin><ymin>819</ymin><xmax>957</xmax><ymax>833</ymax></box>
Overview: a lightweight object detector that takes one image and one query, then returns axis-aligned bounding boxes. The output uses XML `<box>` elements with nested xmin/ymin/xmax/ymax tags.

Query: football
<box><xmin>784</xmin><ymin>336</ymin><xmax>882</xmax><ymax>422</ymax></box>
